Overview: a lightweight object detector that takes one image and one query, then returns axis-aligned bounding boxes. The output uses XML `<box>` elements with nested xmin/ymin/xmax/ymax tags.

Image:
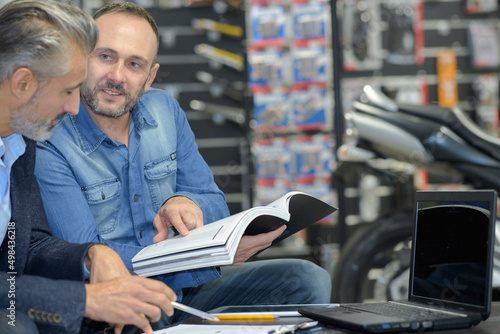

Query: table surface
<box><xmin>177</xmin><ymin>302</ymin><xmax>500</xmax><ymax>333</ymax></box>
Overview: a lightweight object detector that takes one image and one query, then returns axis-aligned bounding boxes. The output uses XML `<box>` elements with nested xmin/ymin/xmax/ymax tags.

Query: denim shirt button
<box><xmin>133</xmin><ymin>195</ymin><xmax>138</xmax><ymax>202</ymax></box>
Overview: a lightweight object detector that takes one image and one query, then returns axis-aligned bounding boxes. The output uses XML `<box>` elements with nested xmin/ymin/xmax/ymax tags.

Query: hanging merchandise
<box><xmin>472</xmin><ymin>73</ymin><xmax>500</xmax><ymax>136</ymax></box>
<box><xmin>246</xmin><ymin>0</ymin><xmax>336</xmax><ymax>225</ymax></box>
<box><xmin>194</xmin><ymin>43</ymin><xmax>245</xmax><ymax>71</ymax></box>
<box><xmin>253</xmin><ymin>178</ymin><xmax>292</xmax><ymax>206</ymax></box>
<box><xmin>191</xmin><ymin>18</ymin><xmax>244</xmax><ymax>39</ymax></box>
<box><xmin>291</xmin><ymin>0</ymin><xmax>328</xmax><ymax>40</ymax></box>
<box><xmin>291</xmin><ymin>134</ymin><xmax>334</xmax><ymax>178</ymax></box>
<box><xmin>291</xmin><ymin>134</ymin><xmax>336</xmax><ymax>224</ymax></box>
<box><xmin>291</xmin><ymin>83</ymin><xmax>330</xmax><ymax>131</ymax></box>
<box><xmin>464</xmin><ymin>0</ymin><xmax>498</xmax><ymax>14</ymax></box>
<box><xmin>248</xmin><ymin>0</ymin><xmax>287</xmax><ymax>47</ymax></box>
<box><xmin>247</xmin><ymin>0</ymin><xmax>333</xmax><ymax>133</ymax></box>
<box><xmin>291</xmin><ymin>39</ymin><xmax>328</xmax><ymax>84</ymax></box>
<box><xmin>247</xmin><ymin>45</ymin><xmax>286</xmax><ymax>87</ymax></box>
<box><xmin>468</xmin><ymin>20</ymin><xmax>500</xmax><ymax>69</ymax></box>
<box><xmin>252</xmin><ymin>136</ymin><xmax>292</xmax><ymax>205</ymax></box>
<box><xmin>437</xmin><ymin>48</ymin><xmax>458</xmax><ymax>108</ymax></box>
<box><xmin>381</xmin><ymin>76</ymin><xmax>429</xmax><ymax>106</ymax></box>
<box><xmin>252</xmin><ymin>86</ymin><xmax>290</xmax><ymax>132</ymax></box>
<box><xmin>384</xmin><ymin>0</ymin><xmax>424</xmax><ymax>66</ymax></box>
<box><xmin>341</xmin><ymin>0</ymin><xmax>383</xmax><ymax>71</ymax></box>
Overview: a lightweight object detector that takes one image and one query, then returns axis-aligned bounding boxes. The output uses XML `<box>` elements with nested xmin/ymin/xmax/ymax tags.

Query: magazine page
<box><xmin>133</xmin><ymin>210</ymin><xmax>248</xmax><ymax>262</ymax></box>
<box><xmin>133</xmin><ymin>206</ymin><xmax>288</xmax><ymax>263</ymax></box>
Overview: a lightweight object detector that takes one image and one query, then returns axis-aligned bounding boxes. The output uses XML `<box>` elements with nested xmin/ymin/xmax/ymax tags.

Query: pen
<box><xmin>171</xmin><ymin>301</ymin><xmax>220</xmax><ymax>322</ymax></box>
<box><xmin>212</xmin><ymin>314</ymin><xmax>278</xmax><ymax>321</ymax></box>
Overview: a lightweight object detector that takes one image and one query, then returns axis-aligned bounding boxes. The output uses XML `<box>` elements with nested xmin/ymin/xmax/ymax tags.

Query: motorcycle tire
<box><xmin>331</xmin><ymin>210</ymin><xmax>414</xmax><ymax>303</ymax></box>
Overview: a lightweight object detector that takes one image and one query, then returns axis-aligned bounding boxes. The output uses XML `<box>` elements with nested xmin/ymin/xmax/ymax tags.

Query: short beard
<box><xmin>11</xmin><ymin>85</ymin><xmax>62</xmax><ymax>141</ymax></box>
<box><xmin>80</xmin><ymin>80</ymin><xmax>146</xmax><ymax>119</ymax></box>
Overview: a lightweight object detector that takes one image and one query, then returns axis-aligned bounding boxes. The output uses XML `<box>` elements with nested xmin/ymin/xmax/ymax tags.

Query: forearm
<box><xmin>93</xmin><ymin>237</ymin><xmax>150</xmax><ymax>272</ymax></box>
<box><xmin>26</xmin><ymin>233</ymin><xmax>94</xmax><ymax>281</ymax></box>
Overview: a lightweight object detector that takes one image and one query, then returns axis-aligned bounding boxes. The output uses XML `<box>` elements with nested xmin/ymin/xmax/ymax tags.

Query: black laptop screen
<box><xmin>410</xmin><ymin>194</ymin><xmax>494</xmax><ymax>308</ymax></box>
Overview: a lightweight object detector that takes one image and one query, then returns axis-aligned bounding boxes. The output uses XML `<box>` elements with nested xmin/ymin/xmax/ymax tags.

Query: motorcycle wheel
<box><xmin>331</xmin><ymin>210</ymin><xmax>414</xmax><ymax>303</ymax></box>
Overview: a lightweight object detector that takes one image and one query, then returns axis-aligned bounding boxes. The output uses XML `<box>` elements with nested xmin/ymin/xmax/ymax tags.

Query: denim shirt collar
<box><xmin>70</xmin><ymin>99</ymin><xmax>158</xmax><ymax>155</ymax></box>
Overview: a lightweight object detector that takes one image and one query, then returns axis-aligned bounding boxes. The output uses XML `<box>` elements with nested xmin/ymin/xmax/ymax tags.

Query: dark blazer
<box><xmin>0</xmin><ymin>138</ymin><xmax>94</xmax><ymax>333</ymax></box>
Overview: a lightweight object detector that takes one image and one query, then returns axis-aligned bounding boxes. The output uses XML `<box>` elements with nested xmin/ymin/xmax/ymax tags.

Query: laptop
<box><xmin>299</xmin><ymin>190</ymin><xmax>497</xmax><ymax>333</ymax></box>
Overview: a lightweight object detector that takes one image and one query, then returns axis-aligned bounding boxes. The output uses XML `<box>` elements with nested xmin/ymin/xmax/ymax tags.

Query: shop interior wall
<box><xmin>339</xmin><ymin>0</ymin><xmax>500</xmax><ymax>228</ymax></box>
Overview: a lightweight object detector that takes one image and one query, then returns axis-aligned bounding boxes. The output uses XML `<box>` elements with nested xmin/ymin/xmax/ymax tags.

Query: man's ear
<box><xmin>10</xmin><ymin>68</ymin><xmax>38</xmax><ymax>103</ymax></box>
<box><xmin>144</xmin><ymin>63</ymin><xmax>160</xmax><ymax>93</ymax></box>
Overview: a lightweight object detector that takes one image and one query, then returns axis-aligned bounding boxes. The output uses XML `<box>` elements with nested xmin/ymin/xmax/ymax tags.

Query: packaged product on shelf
<box><xmin>291</xmin><ymin>84</ymin><xmax>330</xmax><ymax>131</ymax></box>
<box><xmin>247</xmin><ymin>45</ymin><xmax>286</xmax><ymax>86</ymax></box>
<box><xmin>248</xmin><ymin>0</ymin><xmax>287</xmax><ymax>47</ymax></box>
<box><xmin>252</xmin><ymin>86</ymin><xmax>290</xmax><ymax>132</ymax></box>
<box><xmin>472</xmin><ymin>73</ymin><xmax>500</xmax><ymax>136</ymax></box>
<box><xmin>341</xmin><ymin>0</ymin><xmax>383</xmax><ymax>71</ymax></box>
<box><xmin>252</xmin><ymin>136</ymin><xmax>291</xmax><ymax>180</ymax></box>
<box><xmin>468</xmin><ymin>20</ymin><xmax>500</xmax><ymax>69</ymax></box>
<box><xmin>291</xmin><ymin>0</ymin><xmax>329</xmax><ymax>41</ymax></box>
<box><xmin>253</xmin><ymin>178</ymin><xmax>292</xmax><ymax>207</ymax></box>
<box><xmin>465</xmin><ymin>0</ymin><xmax>498</xmax><ymax>14</ymax></box>
<box><xmin>384</xmin><ymin>0</ymin><xmax>424</xmax><ymax>66</ymax></box>
<box><xmin>291</xmin><ymin>40</ymin><xmax>328</xmax><ymax>84</ymax></box>
<box><xmin>291</xmin><ymin>134</ymin><xmax>335</xmax><ymax>179</ymax></box>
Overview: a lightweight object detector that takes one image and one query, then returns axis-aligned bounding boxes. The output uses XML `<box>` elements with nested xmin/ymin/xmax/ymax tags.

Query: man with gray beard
<box><xmin>0</xmin><ymin>1</ymin><xmax>177</xmax><ymax>333</ymax></box>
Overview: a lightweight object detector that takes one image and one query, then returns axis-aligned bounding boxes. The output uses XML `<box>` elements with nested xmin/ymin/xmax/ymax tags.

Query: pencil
<box><xmin>212</xmin><ymin>315</ymin><xmax>278</xmax><ymax>321</ymax></box>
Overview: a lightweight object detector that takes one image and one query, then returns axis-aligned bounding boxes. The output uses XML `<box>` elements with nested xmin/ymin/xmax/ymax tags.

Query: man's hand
<box><xmin>84</xmin><ymin>276</ymin><xmax>176</xmax><ymax>334</ymax></box>
<box><xmin>152</xmin><ymin>196</ymin><xmax>203</xmax><ymax>243</ymax></box>
<box><xmin>85</xmin><ymin>244</ymin><xmax>131</xmax><ymax>283</ymax></box>
<box><xmin>231</xmin><ymin>225</ymin><xmax>287</xmax><ymax>266</ymax></box>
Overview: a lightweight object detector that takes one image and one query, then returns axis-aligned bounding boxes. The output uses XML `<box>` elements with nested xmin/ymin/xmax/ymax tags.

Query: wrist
<box><xmin>83</xmin><ymin>283</ymin><xmax>98</xmax><ymax>320</ymax></box>
<box><xmin>84</xmin><ymin>244</ymin><xmax>108</xmax><ymax>272</ymax></box>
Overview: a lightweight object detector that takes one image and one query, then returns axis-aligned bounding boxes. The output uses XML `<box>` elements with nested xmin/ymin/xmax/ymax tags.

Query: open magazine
<box><xmin>132</xmin><ymin>191</ymin><xmax>337</xmax><ymax>277</ymax></box>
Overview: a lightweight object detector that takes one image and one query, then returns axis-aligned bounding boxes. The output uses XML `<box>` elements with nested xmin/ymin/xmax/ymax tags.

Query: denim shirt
<box><xmin>35</xmin><ymin>88</ymin><xmax>229</xmax><ymax>290</ymax></box>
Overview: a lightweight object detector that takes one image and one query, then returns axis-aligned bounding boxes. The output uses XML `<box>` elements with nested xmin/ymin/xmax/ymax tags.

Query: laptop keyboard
<box><xmin>346</xmin><ymin>302</ymin><xmax>461</xmax><ymax>321</ymax></box>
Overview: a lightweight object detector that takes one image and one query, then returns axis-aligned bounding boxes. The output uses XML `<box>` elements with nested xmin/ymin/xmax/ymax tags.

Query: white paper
<box><xmin>152</xmin><ymin>324</ymin><xmax>282</xmax><ymax>334</ymax></box>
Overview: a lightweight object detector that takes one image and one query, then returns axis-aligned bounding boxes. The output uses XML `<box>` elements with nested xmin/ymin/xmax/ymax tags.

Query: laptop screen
<box><xmin>409</xmin><ymin>190</ymin><xmax>497</xmax><ymax>312</ymax></box>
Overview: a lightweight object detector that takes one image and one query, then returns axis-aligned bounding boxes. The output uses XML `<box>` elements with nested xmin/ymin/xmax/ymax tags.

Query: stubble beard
<box><xmin>80</xmin><ymin>80</ymin><xmax>146</xmax><ymax>119</ymax></box>
<box><xmin>10</xmin><ymin>85</ymin><xmax>62</xmax><ymax>141</ymax></box>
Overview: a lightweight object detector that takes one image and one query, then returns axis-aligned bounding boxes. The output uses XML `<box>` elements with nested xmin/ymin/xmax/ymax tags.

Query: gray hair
<box><xmin>0</xmin><ymin>0</ymin><xmax>98</xmax><ymax>83</ymax></box>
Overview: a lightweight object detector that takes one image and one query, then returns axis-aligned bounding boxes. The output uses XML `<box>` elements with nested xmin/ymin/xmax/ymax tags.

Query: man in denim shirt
<box><xmin>35</xmin><ymin>2</ymin><xmax>331</xmax><ymax>325</ymax></box>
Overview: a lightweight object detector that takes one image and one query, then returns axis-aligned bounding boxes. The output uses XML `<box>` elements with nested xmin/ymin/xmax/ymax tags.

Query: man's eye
<box><xmin>100</xmin><ymin>54</ymin><xmax>111</xmax><ymax>60</ymax></box>
<box><xmin>130</xmin><ymin>62</ymin><xmax>140</xmax><ymax>68</ymax></box>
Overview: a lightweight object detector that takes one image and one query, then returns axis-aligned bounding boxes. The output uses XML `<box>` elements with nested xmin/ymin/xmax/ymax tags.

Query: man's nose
<box><xmin>63</xmin><ymin>89</ymin><xmax>81</xmax><ymax>115</ymax></box>
<box><xmin>108</xmin><ymin>62</ymin><xmax>126</xmax><ymax>83</ymax></box>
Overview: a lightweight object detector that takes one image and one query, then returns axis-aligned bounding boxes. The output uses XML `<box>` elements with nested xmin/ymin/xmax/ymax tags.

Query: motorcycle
<box><xmin>331</xmin><ymin>85</ymin><xmax>500</xmax><ymax>303</ymax></box>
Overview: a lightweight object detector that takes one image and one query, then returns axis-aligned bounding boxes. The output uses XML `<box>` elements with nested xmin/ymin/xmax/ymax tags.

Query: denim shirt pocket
<box><xmin>144</xmin><ymin>154</ymin><xmax>177</xmax><ymax>213</ymax></box>
<box><xmin>81</xmin><ymin>178</ymin><xmax>121</xmax><ymax>235</ymax></box>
